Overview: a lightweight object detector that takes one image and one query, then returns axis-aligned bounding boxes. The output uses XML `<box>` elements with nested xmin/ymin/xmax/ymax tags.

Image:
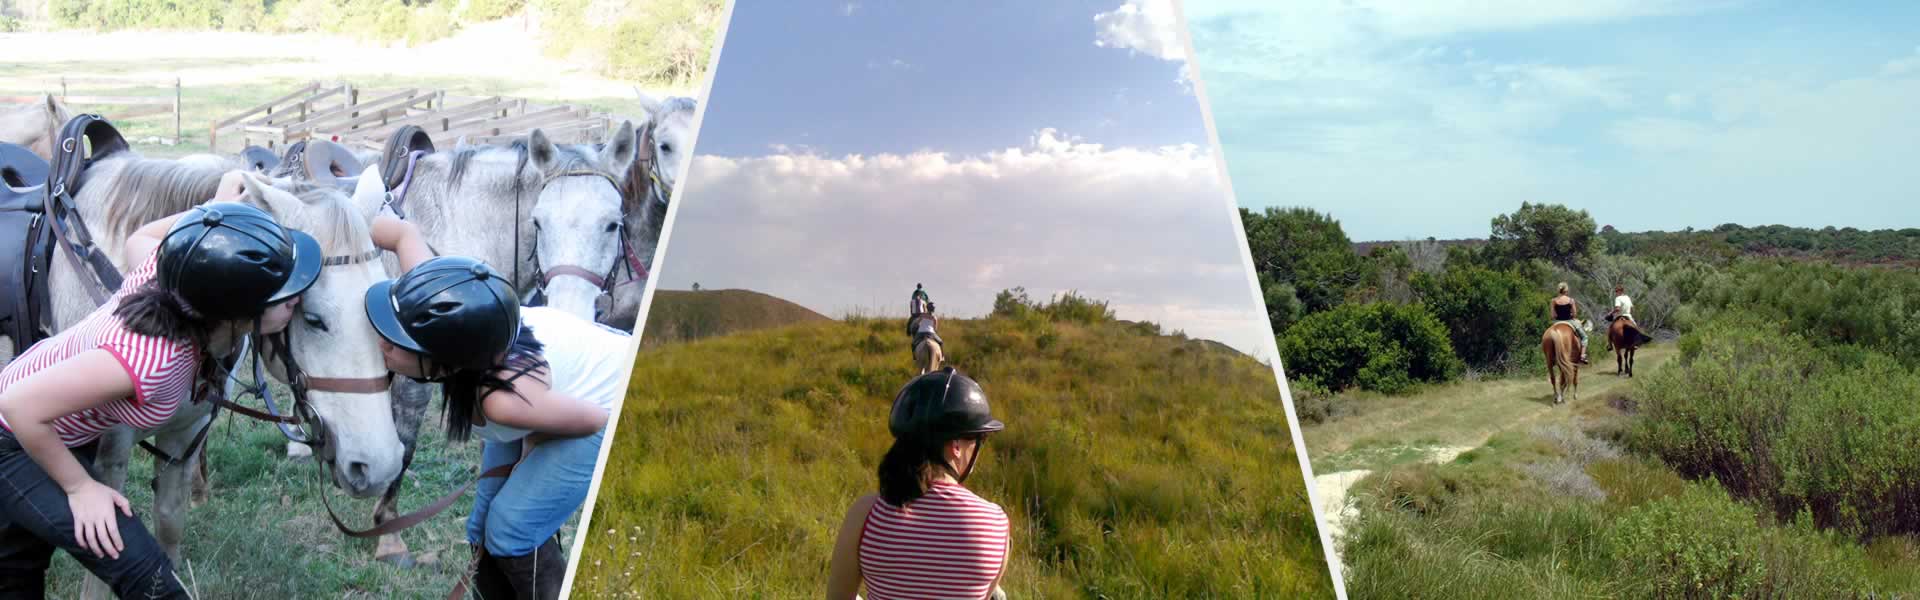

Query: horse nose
<box><xmin>345</xmin><ymin>461</ymin><xmax>372</xmax><ymax>490</ymax></box>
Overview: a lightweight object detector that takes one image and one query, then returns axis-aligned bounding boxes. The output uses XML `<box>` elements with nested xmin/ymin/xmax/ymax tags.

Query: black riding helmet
<box><xmin>365</xmin><ymin>256</ymin><xmax>520</xmax><ymax>372</ymax></box>
<box><xmin>157</xmin><ymin>202</ymin><xmax>321</xmax><ymax>320</ymax></box>
<box><xmin>889</xmin><ymin>367</ymin><xmax>1004</xmax><ymax>441</ymax></box>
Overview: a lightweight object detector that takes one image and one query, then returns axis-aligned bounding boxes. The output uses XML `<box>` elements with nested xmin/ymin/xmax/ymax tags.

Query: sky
<box><xmin>658</xmin><ymin>0</ymin><xmax>1278</xmax><ymax>357</ymax></box>
<box><xmin>1187</xmin><ymin>0</ymin><xmax>1920</xmax><ymax>242</ymax></box>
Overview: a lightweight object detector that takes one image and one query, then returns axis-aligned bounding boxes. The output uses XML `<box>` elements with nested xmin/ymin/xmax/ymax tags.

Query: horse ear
<box><xmin>602</xmin><ymin>120</ymin><xmax>638</xmax><ymax>174</ymax></box>
<box><xmin>350</xmin><ymin>164</ymin><xmax>387</xmax><ymax>223</ymax></box>
<box><xmin>636</xmin><ymin>90</ymin><xmax>664</xmax><ymax>118</ymax></box>
<box><xmin>239</xmin><ymin>171</ymin><xmax>303</xmax><ymax>217</ymax></box>
<box><xmin>527</xmin><ymin>129</ymin><xmax>557</xmax><ymax>170</ymax></box>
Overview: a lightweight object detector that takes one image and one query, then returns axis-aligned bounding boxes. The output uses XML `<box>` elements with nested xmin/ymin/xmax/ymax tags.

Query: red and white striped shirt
<box><xmin>0</xmin><ymin>251</ymin><xmax>199</xmax><ymax>447</ymax></box>
<box><xmin>859</xmin><ymin>481</ymin><xmax>1011</xmax><ymax>600</ymax></box>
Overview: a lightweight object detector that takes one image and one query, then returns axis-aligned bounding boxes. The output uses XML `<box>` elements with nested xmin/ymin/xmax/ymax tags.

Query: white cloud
<box><xmin>1095</xmin><ymin>0</ymin><xmax>1185</xmax><ymax>60</ymax></box>
<box><xmin>864</xmin><ymin>58</ymin><xmax>913</xmax><ymax>71</ymax></box>
<box><xmin>1884</xmin><ymin>46</ymin><xmax>1920</xmax><ymax>75</ymax></box>
<box><xmin>1095</xmin><ymin>0</ymin><xmax>1193</xmax><ymax>94</ymax></box>
<box><xmin>659</xmin><ymin>131</ymin><xmax>1272</xmax><ymax>356</ymax></box>
<box><xmin>841</xmin><ymin>2</ymin><xmax>859</xmax><ymax>17</ymax></box>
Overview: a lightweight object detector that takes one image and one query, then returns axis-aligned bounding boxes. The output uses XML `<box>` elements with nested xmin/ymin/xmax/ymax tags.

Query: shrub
<box><xmin>1605</xmin><ymin>484</ymin><xmax>1877</xmax><ymax>598</ymax></box>
<box><xmin>461</xmin><ymin>0</ymin><xmax>524</xmax><ymax>22</ymax></box>
<box><xmin>1631</xmin><ymin>316</ymin><xmax>1920</xmax><ymax>538</ymax></box>
<box><xmin>1278</xmin><ymin>302</ymin><xmax>1462</xmax><ymax>393</ymax></box>
<box><xmin>1240</xmin><ymin>207</ymin><xmax>1374</xmax><ymax>318</ymax></box>
<box><xmin>1414</xmin><ymin>262</ymin><xmax>1536</xmax><ymax>370</ymax></box>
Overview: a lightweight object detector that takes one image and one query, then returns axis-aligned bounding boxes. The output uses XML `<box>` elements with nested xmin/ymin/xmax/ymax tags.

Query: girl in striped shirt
<box><xmin>828</xmin><ymin>368</ymin><xmax>1012</xmax><ymax>600</ymax></box>
<box><xmin>0</xmin><ymin>200</ymin><xmax>321</xmax><ymax>599</ymax></box>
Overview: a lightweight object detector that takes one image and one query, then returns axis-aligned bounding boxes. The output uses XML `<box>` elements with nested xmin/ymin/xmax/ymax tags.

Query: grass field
<box><xmin>1308</xmin><ymin>341</ymin><xmax>1920</xmax><ymax>598</ymax></box>
<box><xmin>571</xmin><ymin>311</ymin><xmax>1333</xmax><ymax>598</ymax></box>
<box><xmin>39</xmin><ymin>387</ymin><xmax>580</xmax><ymax>598</ymax></box>
<box><xmin>638</xmin><ymin>289</ymin><xmax>831</xmax><ymax>350</ymax></box>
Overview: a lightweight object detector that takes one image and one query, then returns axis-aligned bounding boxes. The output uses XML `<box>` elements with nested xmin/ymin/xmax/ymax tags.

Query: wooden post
<box><xmin>60</xmin><ymin>77</ymin><xmax>67</xmax><ymax>99</ymax></box>
<box><xmin>172</xmin><ymin>78</ymin><xmax>182</xmax><ymax>146</ymax></box>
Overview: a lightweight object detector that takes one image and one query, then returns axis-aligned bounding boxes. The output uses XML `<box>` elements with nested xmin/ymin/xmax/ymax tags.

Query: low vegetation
<box><xmin>572</xmin><ymin>290</ymin><xmax>1332</xmax><ymax>597</ymax></box>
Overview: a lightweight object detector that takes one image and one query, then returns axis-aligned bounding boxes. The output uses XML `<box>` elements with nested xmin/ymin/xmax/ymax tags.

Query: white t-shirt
<box><xmin>471</xmin><ymin>307</ymin><xmax>630</xmax><ymax>443</ymax></box>
<box><xmin>1613</xmin><ymin>295</ymin><xmax>1633</xmax><ymax>319</ymax></box>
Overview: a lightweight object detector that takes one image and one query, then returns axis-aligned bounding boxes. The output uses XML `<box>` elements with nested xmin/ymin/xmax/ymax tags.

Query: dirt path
<box><xmin>1306</xmin><ymin>343</ymin><xmax>1678</xmax><ymax>572</ymax></box>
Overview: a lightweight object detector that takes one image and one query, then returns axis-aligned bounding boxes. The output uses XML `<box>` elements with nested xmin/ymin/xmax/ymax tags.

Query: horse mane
<box><xmin>272</xmin><ymin>180</ymin><xmax>371</xmax><ymax>255</ymax></box>
<box><xmin>97</xmin><ymin>154</ymin><xmax>237</xmax><ymax>245</ymax></box>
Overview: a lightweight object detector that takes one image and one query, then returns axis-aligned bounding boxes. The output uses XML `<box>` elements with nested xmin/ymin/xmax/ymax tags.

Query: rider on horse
<box><xmin>1607</xmin><ymin>284</ymin><xmax>1634</xmax><ymax>326</ymax></box>
<box><xmin>1552</xmin><ymin>282</ymin><xmax>1589</xmax><ymax>364</ymax></box>
<box><xmin>910</xmin><ymin>283</ymin><xmax>932</xmax><ymax>317</ymax></box>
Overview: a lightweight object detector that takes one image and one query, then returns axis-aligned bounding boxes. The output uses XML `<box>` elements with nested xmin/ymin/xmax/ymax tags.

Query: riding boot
<box><xmin>493</xmin><ymin>537</ymin><xmax>566</xmax><ymax>600</ymax></box>
<box><xmin>468</xmin><ymin>544</ymin><xmax>515</xmax><ymax>599</ymax></box>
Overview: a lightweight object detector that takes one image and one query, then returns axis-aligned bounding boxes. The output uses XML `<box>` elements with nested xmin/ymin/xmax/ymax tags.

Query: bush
<box><xmin>1278</xmin><ymin>302</ymin><xmax>1462</xmax><ymax>393</ymax></box>
<box><xmin>990</xmin><ymin>287</ymin><xmax>1115</xmax><ymax>325</ymax></box>
<box><xmin>1631</xmin><ymin>316</ymin><xmax>1920</xmax><ymax>538</ymax></box>
<box><xmin>1240</xmin><ymin>207</ymin><xmax>1374</xmax><ymax>318</ymax></box>
<box><xmin>534</xmin><ymin>0</ymin><xmax>724</xmax><ymax>85</ymax></box>
<box><xmin>1606</xmin><ymin>484</ymin><xmax>1876</xmax><ymax>598</ymax></box>
<box><xmin>461</xmin><ymin>0</ymin><xmax>524</xmax><ymax>22</ymax></box>
<box><xmin>1414</xmin><ymin>262</ymin><xmax>1536</xmax><ymax>370</ymax></box>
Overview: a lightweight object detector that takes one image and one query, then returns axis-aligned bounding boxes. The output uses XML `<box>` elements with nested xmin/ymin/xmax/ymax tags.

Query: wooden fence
<box><xmin>211</xmin><ymin>81</ymin><xmax>617</xmax><ymax>153</ymax></box>
<box><xmin>0</xmin><ymin>76</ymin><xmax>183</xmax><ymax>144</ymax></box>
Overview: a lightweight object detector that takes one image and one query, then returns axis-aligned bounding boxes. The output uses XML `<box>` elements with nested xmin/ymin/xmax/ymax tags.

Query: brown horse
<box><xmin>1608</xmin><ymin>317</ymin><xmax>1653</xmax><ymax>377</ymax></box>
<box><xmin>1541</xmin><ymin>321</ymin><xmax>1585</xmax><ymax>404</ymax></box>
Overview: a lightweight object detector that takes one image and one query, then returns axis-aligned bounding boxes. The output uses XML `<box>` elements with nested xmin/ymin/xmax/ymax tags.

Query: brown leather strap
<box><xmin>323</xmin><ymin>462</ymin><xmax>513</xmax><ymax>539</ymax></box>
<box><xmin>304</xmin><ymin>374</ymin><xmax>394</xmax><ymax>395</ymax></box>
<box><xmin>212</xmin><ymin>397</ymin><xmax>300</xmax><ymax>424</ymax></box>
<box><xmin>541</xmin><ymin>264</ymin><xmax>607</xmax><ymax>288</ymax></box>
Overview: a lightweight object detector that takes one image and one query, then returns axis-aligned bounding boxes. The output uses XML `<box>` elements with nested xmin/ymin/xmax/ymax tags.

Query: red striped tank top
<box><xmin>858</xmin><ymin>481</ymin><xmax>1010</xmax><ymax>600</ymax></box>
<box><xmin>0</xmin><ymin>251</ymin><xmax>200</xmax><ymax>447</ymax></box>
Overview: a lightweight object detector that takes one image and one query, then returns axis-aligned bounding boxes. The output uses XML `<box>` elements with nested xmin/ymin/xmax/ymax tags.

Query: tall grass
<box><xmin>571</xmin><ymin>315</ymin><xmax>1332</xmax><ymax>598</ymax></box>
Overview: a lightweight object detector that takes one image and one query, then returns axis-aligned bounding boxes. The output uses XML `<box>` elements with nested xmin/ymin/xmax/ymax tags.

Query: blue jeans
<box><xmin>0</xmin><ymin>430</ymin><xmax>190</xmax><ymax>599</ymax></box>
<box><xmin>466</xmin><ymin>430</ymin><xmax>604</xmax><ymax>557</ymax></box>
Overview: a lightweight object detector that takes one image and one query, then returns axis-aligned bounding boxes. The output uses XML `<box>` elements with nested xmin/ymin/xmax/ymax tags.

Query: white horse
<box><xmin>530</xmin><ymin>124</ymin><xmax>642</xmax><ymax>321</ymax></box>
<box><xmin>0</xmin><ymin>95</ymin><xmax>73</xmax><ymax>160</ymax></box>
<box><xmin>598</xmin><ymin>94</ymin><xmax>698</xmax><ymax>331</ymax></box>
<box><xmin>32</xmin><ymin>142</ymin><xmax>403</xmax><ymax>595</ymax></box>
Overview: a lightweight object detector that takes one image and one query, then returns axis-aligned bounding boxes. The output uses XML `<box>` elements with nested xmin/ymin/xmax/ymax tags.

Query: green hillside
<box><xmin>574</xmin><ymin>307</ymin><xmax>1332</xmax><ymax>598</ymax></box>
<box><xmin>639</xmin><ymin>288</ymin><xmax>832</xmax><ymax>349</ymax></box>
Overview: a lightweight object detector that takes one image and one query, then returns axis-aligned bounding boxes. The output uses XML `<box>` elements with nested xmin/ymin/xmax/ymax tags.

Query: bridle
<box><xmin>528</xmin><ymin>167</ymin><xmax>646</xmax><ymax>311</ymax></box>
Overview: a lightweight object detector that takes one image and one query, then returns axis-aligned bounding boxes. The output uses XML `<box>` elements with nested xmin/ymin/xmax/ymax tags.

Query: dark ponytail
<box><xmin>115</xmin><ymin>286</ymin><xmax>216</xmax><ymax>349</ymax></box>
<box><xmin>440</xmin><ymin>325</ymin><xmax>549</xmax><ymax>442</ymax></box>
<box><xmin>877</xmin><ymin>436</ymin><xmax>966</xmax><ymax>506</ymax></box>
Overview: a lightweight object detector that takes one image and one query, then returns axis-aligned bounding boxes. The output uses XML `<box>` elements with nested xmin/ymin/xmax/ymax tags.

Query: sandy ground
<box><xmin>0</xmin><ymin>19</ymin><xmax>699</xmax><ymax>101</ymax></box>
<box><xmin>1313</xmin><ymin>445</ymin><xmax>1474</xmax><ymax>575</ymax></box>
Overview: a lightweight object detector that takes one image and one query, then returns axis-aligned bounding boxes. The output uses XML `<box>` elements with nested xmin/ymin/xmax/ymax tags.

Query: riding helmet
<box><xmin>889</xmin><ymin>368</ymin><xmax>1004</xmax><ymax>442</ymax></box>
<box><xmin>365</xmin><ymin>256</ymin><xmax>520</xmax><ymax>371</ymax></box>
<box><xmin>157</xmin><ymin>202</ymin><xmax>321</xmax><ymax>320</ymax></box>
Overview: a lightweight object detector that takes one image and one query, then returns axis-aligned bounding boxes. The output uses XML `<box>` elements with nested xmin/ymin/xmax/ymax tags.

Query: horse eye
<box><xmin>302</xmin><ymin>312</ymin><xmax>329</xmax><ymax>332</ymax></box>
<box><xmin>658</xmin><ymin>143</ymin><xmax>671</xmax><ymax>154</ymax></box>
<box><xmin>604</xmin><ymin>222</ymin><xmax>620</xmax><ymax>233</ymax></box>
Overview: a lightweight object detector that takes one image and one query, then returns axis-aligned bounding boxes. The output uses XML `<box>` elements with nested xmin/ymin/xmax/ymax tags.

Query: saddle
<box><xmin>1</xmin><ymin>142</ymin><xmax>49</xmax><ymax>190</ymax></box>
<box><xmin>1</xmin><ymin>116</ymin><xmax>129</xmax><ymax>355</ymax></box>
<box><xmin>278</xmin><ymin>139</ymin><xmax>365</xmax><ymax>191</ymax></box>
<box><xmin>379</xmin><ymin>125</ymin><xmax>434</xmax><ymax>192</ymax></box>
<box><xmin>239</xmin><ymin>145</ymin><xmax>280</xmax><ymax>173</ymax></box>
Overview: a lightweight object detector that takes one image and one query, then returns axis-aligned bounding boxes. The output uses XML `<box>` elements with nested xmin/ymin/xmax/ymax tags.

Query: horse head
<box><xmin>528</xmin><ymin>126</ymin><xmax>634</xmax><ymax>322</ymax></box>
<box><xmin>224</xmin><ymin>170</ymin><xmax>405</xmax><ymax>498</ymax></box>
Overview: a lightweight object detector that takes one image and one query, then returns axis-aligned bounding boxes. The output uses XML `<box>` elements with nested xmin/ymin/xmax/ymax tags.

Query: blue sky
<box><xmin>696</xmin><ymin>0</ymin><xmax>1207</xmax><ymax>156</ymax></box>
<box><xmin>660</xmin><ymin>1</ymin><xmax>1279</xmax><ymax>357</ymax></box>
<box><xmin>1187</xmin><ymin>0</ymin><xmax>1920</xmax><ymax>241</ymax></box>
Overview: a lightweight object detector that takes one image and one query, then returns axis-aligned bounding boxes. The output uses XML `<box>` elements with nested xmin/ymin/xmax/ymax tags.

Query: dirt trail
<box><xmin>1306</xmin><ymin>343</ymin><xmax>1678</xmax><ymax>572</ymax></box>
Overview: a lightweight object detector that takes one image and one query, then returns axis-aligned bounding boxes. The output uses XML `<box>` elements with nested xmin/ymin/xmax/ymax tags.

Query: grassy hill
<box><xmin>573</xmin><ymin>311</ymin><xmax>1333</xmax><ymax>598</ymax></box>
<box><xmin>639</xmin><ymin>288</ymin><xmax>832</xmax><ymax>349</ymax></box>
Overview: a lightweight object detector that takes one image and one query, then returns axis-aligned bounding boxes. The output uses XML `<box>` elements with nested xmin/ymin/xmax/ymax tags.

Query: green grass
<box><xmin>571</xmin><ymin>315</ymin><xmax>1334</xmax><ymax>598</ymax></box>
<box><xmin>40</xmin><ymin>390</ymin><xmax>576</xmax><ymax>598</ymax></box>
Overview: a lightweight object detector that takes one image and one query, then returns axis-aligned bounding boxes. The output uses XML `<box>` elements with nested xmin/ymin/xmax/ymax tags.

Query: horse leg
<box><xmin>373</xmin><ymin>378</ymin><xmax>433</xmax><ymax>567</ymax></box>
<box><xmin>150</xmin><ymin>443</ymin><xmax>197</xmax><ymax>565</ymax></box>
<box><xmin>190</xmin><ymin>441</ymin><xmax>211</xmax><ymax>508</ymax></box>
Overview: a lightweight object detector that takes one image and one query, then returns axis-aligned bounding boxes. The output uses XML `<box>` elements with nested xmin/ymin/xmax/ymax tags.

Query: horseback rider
<box><xmin>366</xmin><ymin>216</ymin><xmax>620</xmax><ymax>599</ymax></box>
<box><xmin>1551</xmin><ymin>282</ymin><xmax>1589</xmax><ymax>364</ymax></box>
<box><xmin>1609</xmin><ymin>284</ymin><xmax>1634</xmax><ymax>326</ymax></box>
<box><xmin>0</xmin><ymin>202</ymin><xmax>320</xmax><ymax>599</ymax></box>
<box><xmin>910</xmin><ymin>283</ymin><xmax>932</xmax><ymax>317</ymax></box>
<box><xmin>828</xmin><ymin>368</ymin><xmax>1010</xmax><ymax>600</ymax></box>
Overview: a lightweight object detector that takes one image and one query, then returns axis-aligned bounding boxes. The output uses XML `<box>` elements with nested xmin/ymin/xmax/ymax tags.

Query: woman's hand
<box><xmin>65</xmin><ymin>480</ymin><xmax>133</xmax><ymax>559</ymax></box>
<box><xmin>371</xmin><ymin>214</ymin><xmax>435</xmax><ymax>271</ymax></box>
